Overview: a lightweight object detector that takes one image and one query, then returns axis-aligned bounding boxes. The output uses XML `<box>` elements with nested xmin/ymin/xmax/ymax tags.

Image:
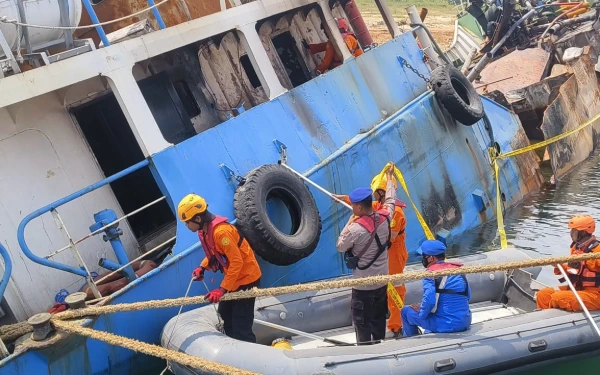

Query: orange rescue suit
<box><xmin>200</xmin><ymin>221</ymin><xmax>262</xmax><ymax>292</ymax></box>
<box><xmin>536</xmin><ymin>237</ymin><xmax>600</xmax><ymax>312</ymax></box>
<box><xmin>309</xmin><ymin>35</ymin><xmax>363</xmax><ymax>73</ymax></box>
<box><xmin>342</xmin><ymin>195</ymin><xmax>408</xmax><ymax>332</ymax></box>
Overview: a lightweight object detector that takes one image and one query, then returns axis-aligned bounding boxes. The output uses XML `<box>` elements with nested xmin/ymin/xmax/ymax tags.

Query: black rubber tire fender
<box><xmin>430</xmin><ymin>64</ymin><xmax>484</xmax><ymax>126</ymax></box>
<box><xmin>234</xmin><ymin>164</ymin><xmax>322</xmax><ymax>266</ymax></box>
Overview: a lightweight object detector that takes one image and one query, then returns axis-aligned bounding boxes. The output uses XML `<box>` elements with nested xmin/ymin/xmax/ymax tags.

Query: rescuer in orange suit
<box><xmin>536</xmin><ymin>215</ymin><xmax>600</xmax><ymax>312</ymax></box>
<box><xmin>334</xmin><ymin>174</ymin><xmax>408</xmax><ymax>337</ymax></box>
<box><xmin>178</xmin><ymin>194</ymin><xmax>262</xmax><ymax>343</ymax></box>
<box><xmin>302</xmin><ymin>18</ymin><xmax>363</xmax><ymax>75</ymax></box>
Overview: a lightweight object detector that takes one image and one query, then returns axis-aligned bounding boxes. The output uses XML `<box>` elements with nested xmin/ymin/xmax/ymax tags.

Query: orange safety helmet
<box><xmin>568</xmin><ymin>215</ymin><xmax>595</xmax><ymax>234</ymax></box>
<box><xmin>337</xmin><ymin>18</ymin><xmax>349</xmax><ymax>31</ymax></box>
<box><xmin>177</xmin><ymin>194</ymin><xmax>207</xmax><ymax>222</ymax></box>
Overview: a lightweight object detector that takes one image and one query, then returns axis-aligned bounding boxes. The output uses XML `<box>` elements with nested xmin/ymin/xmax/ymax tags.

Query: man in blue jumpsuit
<box><xmin>401</xmin><ymin>240</ymin><xmax>472</xmax><ymax>337</ymax></box>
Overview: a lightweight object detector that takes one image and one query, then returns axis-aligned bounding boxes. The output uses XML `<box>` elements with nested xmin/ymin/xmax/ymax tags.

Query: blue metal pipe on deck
<box><xmin>17</xmin><ymin>160</ymin><xmax>149</xmax><ymax>277</ymax></box>
<box><xmin>147</xmin><ymin>0</ymin><xmax>166</xmax><ymax>29</ymax></box>
<box><xmin>0</xmin><ymin>245</ymin><xmax>12</xmax><ymax>301</ymax></box>
<box><xmin>91</xmin><ymin>209</ymin><xmax>136</xmax><ymax>281</ymax></box>
<box><xmin>98</xmin><ymin>258</ymin><xmax>122</xmax><ymax>272</ymax></box>
<box><xmin>80</xmin><ymin>0</ymin><xmax>111</xmax><ymax>47</ymax></box>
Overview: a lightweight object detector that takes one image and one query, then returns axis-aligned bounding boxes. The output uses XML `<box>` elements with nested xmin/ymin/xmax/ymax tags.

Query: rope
<box><xmin>0</xmin><ymin>322</ymin><xmax>32</xmax><ymax>342</ymax></box>
<box><xmin>0</xmin><ymin>0</ymin><xmax>168</xmax><ymax>30</ymax></box>
<box><xmin>52</xmin><ymin>320</ymin><xmax>259</xmax><ymax>375</ymax></box>
<box><xmin>50</xmin><ymin>251</ymin><xmax>600</xmax><ymax>320</ymax></box>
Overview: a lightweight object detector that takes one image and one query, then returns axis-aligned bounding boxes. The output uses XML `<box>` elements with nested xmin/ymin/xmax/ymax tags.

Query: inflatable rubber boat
<box><xmin>161</xmin><ymin>249</ymin><xmax>600</xmax><ymax>374</ymax></box>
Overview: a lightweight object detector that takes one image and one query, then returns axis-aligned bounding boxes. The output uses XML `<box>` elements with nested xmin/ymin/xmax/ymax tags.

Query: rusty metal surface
<box><xmin>554</xmin><ymin>21</ymin><xmax>600</xmax><ymax>63</ymax></box>
<box><xmin>541</xmin><ymin>51</ymin><xmax>600</xmax><ymax>179</ymax></box>
<box><xmin>476</xmin><ymin>48</ymin><xmax>551</xmax><ymax>94</ymax></box>
<box><xmin>74</xmin><ymin>0</ymin><xmax>224</xmax><ymax>46</ymax></box>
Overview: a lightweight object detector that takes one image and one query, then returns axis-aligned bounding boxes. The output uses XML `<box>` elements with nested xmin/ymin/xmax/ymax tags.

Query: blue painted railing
<box><xmin>80</xmin><ymin>0</ymin><xmax>166</xmax><ymax>47</ymax></box>
<box><xmin>17</xmin><ymin>160</ymin><xmax>150</xmax><ymax>277</ymax></box>
<box><xmin>0</xmin><ymin>245</ymin><xmax>12</xmax><ymax>301</ymax></box>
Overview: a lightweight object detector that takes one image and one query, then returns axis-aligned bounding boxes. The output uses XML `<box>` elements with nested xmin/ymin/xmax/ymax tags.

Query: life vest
<box><xmin>427</xmin><ymin>262</ymin><xmax>469</xmax><ymax>313</ymax></box>
<box><xmin>354</xmin><ymin>209</ymin><xmax>390</xmax><ymax>233</ymax></box>
<box><xmin>562</xmin><ymin>237</ymin><xmax>600</xmax><ymax>290</ymax></box>
<box><xmin>198</xmin><ymin>216</ymin><xmax>244</xmax><ymax>273</ymax></box>
<box><xmin>346</xmin><ymin>209</ymin><xmax>391</xmax><ymax>270</ymax></box>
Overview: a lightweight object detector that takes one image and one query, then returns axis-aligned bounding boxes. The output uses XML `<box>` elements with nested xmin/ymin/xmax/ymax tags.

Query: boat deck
<box><xmin>290</xmin><ymin>301</ymin><xmax>521</xmax><ymax>349</ymax></box>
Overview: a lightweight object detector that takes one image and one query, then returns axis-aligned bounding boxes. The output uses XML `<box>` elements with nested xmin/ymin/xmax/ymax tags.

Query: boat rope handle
<box><xmin>0</xmin><ymin>0</ymin><xmax>168</xmax><ymax>30</ymax></box>
<box><xmin>491</xmin><ymin>111</ymin><xmax>600</xmax><ymax>249</ymax></box>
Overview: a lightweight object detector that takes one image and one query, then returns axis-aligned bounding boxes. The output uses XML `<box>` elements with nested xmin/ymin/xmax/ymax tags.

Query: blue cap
<box><xmin>420</xmin><ymin>240</ymin><xmax>446</xmax><ymax>256</ymax></box>
<box><xmin>349</xmin><ymin>187</ymin><xmax>373</xmax><ymax>203</ymax></box>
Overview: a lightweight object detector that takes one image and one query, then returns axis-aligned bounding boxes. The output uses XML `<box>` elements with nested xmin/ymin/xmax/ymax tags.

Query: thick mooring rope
<box><xmin>53</xmin><ymin>251</ymin><xmax>600</xmax><ymax>320</ymax></box>
<box><xmin>0</xmin><ymin>322</ymin><xmax>32</xmax><ymax>342</ymax></box>
<box><xmin>52</xmin><ymin>320</ymin><xmax>259</xmax><ymax>375</ymax></box>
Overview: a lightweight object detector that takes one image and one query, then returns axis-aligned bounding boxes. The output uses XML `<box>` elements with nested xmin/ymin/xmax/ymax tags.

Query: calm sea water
<box><xmin>150</xmin><ymin>150</ymin><xmax>600</xmax><ymax>374</ymax></box>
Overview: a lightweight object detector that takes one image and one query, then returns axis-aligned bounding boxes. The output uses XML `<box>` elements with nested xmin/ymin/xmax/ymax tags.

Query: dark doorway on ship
<box><xmin>271</xmin><ymin>31</ymin><xmax>311</xmax><ymax>87</ymax></box>
<box><xmin>71</xmin><ymin>93</ymin><xmax>175</xmax><ymax>246</ymax></box>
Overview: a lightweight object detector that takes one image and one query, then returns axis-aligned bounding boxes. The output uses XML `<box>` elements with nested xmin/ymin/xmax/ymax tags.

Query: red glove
<box><xmin>192</xmin><ymin>267</ymin><xmax>205</xmax><ymax>281</ymax></box>
<box><xmin>206</xmin><ymin>287</ymin><xmax>226</xmax><ymax>303</ymax></box>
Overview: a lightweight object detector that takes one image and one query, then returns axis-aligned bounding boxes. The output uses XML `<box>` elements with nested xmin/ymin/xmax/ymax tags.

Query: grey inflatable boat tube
<box><xmin>161</xmin><ymin>249</ymin><xmax>600</xmax><ymax>374</ymax></box>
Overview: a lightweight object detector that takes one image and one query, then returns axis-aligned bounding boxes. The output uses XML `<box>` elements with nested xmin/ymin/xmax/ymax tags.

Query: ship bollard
<box><xmin>28</xmin><ymin>313</ymin><xmax>54</xmax><ymax>341</ymax></box>
<box><xmin>65</xmin><ymin>292</ymin><xmax>88</xmax><ymax>310</ymax></box>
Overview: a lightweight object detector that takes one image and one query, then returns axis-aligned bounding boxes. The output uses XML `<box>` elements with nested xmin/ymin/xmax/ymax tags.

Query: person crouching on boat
<box><xmin>336</xmin><ymin>163</ymin><xmax>396</xmax><ymax>345</ymax></box>
<box><xmin>333</xmin><ymin>172</ymin><xmax>408</xmax><ymax>338</ymax></box>
<box><xmin>536</xmin><ymin>215</ymin><xmax>600</xmax><ymax>312</ymax></box>
<box><xmin>401</xmin><ymin>240</ymin><xmax>472</xmax><ymax>337</ymax></box>
<box><xmin>178</xmin><ymin>193</ymin><xmax>262</xmax><ymax>343</ymax></box>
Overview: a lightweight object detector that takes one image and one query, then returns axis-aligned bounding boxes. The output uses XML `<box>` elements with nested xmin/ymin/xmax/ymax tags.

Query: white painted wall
<box><xmin>0</xmin><ymin>86</ymin><xmax>139</xmax><ymax>320</ymax></box>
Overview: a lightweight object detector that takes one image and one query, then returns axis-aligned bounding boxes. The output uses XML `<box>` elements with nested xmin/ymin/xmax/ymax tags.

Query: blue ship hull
<box><xmin>0</xmin><ymin>33</ymin><xmax>540</xmax><ymax>375</ymax></box>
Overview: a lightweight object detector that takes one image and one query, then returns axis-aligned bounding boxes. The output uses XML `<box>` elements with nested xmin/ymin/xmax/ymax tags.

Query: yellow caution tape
<box><xmin>374</xmin><ymin>163</ymin><xmax>435</xmax><ymax>240</ymax></box>
<box><xmin>496</xmin><ymin>112</ymin><xmax>600</xmax><ymax>160</ymax></box>
<box><xmin>494</xmin><ymin>159</ymin><xmax>508</xmax><ymax>249</ymax></box>
<box><xmin>393</xmin><ymin>165</ymin><xmax>435</xmax><ymax>240</ymax></box>
<box><xmin>491</xmin><ymin>110</ymin><xmax>600</xmax><ymax>249</ymax></box>
<box><xmin>387</xmin><ymin>281</ymin><xmax>404</xmax><ymax>309</ymax></box>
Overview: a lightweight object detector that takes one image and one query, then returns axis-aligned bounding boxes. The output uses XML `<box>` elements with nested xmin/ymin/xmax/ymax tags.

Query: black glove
<box><xmin>302</xmin><ymin>39</ymin><xmax>310</xmax><ymax>50</ymax></box>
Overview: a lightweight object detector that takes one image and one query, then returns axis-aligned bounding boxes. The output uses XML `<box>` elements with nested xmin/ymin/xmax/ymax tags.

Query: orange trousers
<box><xmin>536</xmin><ymin>286</ymin><xmax>600</xmax><ymax>311</ymax></box>
<box><xmin>387</xmin><ymin>239</ymin><xmax>408</xmax><ymax>332</ymax></box>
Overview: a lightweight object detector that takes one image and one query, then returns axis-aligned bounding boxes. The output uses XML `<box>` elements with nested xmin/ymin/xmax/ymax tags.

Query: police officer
<box><xmin>336</xmin><ymin>164</ymin><xmax>396</xmax><ymax>345</ymax></box>
<box><xmin>401</xmin><ymin>240</ymin><xmax>471</xmax><ymax>337</ymax></box>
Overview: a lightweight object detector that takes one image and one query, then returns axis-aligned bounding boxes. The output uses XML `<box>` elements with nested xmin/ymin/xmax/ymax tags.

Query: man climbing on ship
<box><xmin>302</xmin><ymin>18</ymin><xmax>363</xmax><ymax>75</ymax></box>
<box><xmin>333</xmin><ymin>168</ymin><xmax>408</xmax><ymax>338</ymax></box>
<box><xmin>336</xmin><ymin>163</ymin><xmax>396</xmax><ymax>345</ymax></box>
<box><xmin>178</xmin><ymin>194</ymin><xmax>262</xmax><ymax>343</ymax></box>
<box><xmin>401</xmin><ymin>240</ymin><xmax>472</xmax><ymax>337</ymax></box>
<box><xmin>536</xmin><ymin>215</ymin><xmax>600</xmax><ymax>311</ymax></box>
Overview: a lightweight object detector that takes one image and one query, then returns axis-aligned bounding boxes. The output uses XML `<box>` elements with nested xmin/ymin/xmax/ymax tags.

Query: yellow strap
<box><xmin>494</xmin><ymin>159</ymin><xmax>508</xmax><ymax>249</ymax></box>
<box><xmin>392</xmin><ymin>165</ymin><xmax>435</xmax><ymax>240</ymax></box>
<box><xmin>490</xmin><ymin>110</ymin><xmax>600</xmax><ymax>250</ymax></box>
<box><xmin>497</xmin><ymin>112</ymin><xmax>600</xmax><ymax>160</ymax></box>
<box><xmin>387</xmin><ymin>282</ymin><xmax>404</xmax><ymax>309</ymax></box>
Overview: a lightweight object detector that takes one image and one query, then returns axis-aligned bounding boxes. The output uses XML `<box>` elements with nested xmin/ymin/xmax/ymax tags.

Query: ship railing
<box><xmin>17</xmin><ymin>160</ymin><xmax>174</xmax><ymax>299</ymax></box>
<box><xmin>0</xmin><ymin>244</ymin><xmax>12</xmax><ymax>304</ymax></box>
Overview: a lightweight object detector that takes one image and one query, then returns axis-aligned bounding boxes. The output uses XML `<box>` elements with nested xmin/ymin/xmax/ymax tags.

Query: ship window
<box><xmin>239</xmin><ymin>54</ymin><xmax>262</xmax><ymax>89</ymax></box>
<box><xmin>173</xmin><ymin>80</ymin><xmax>201</xmax><ymax>118</ymax></box>
<box><xmin>271</xmin><ymin>31</ymin><xmax>311</xmax><ymax>88</ymax></box>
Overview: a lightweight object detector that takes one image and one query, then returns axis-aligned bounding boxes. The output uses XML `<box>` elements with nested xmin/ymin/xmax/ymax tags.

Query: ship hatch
<box><xmin>271</xmin><ymin>31</ymin><xmax>311</xmax><ymax>87</ymax></box>
<box><xmin>71</xmin><ymin>94</ymin><xmax>175</xmax><ymax>241</ymax></box>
